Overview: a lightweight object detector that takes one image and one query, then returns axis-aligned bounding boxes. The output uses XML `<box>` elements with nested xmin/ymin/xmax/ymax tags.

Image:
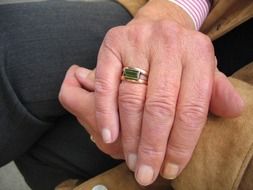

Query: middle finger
<box><xmin>135</xmin><ymin>37</ymin><xmax>182</xmax><ymax>186</ymax></box>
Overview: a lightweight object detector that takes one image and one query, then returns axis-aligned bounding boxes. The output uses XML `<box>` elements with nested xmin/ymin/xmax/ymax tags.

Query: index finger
<box><xmin>95</xmin><ymin>31</ymin><xmax>123</xmax><ymax>144</ymax></box>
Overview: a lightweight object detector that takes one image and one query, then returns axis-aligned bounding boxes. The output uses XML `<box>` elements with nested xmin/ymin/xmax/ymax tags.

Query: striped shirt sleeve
<box><xmin>167</xmin><ymin>0</ymin><xmax>211</xmax><ymax>30</ymax></box>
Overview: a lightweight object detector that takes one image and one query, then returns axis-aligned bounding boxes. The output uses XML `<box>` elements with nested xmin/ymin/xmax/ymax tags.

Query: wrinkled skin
<box><xmin>59</xmin><ymin>0</ymin><xmax>244</xmax><ymax>186</ymax></box>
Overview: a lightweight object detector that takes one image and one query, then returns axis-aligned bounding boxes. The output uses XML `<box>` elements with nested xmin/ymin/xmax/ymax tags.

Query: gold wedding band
<box><xmin>121</xmin><ymin>67</ymin><xmax>148</xmax><ymax>84</ymax></box>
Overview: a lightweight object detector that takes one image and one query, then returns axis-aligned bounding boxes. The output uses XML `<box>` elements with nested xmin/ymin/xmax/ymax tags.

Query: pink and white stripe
<box><xmin>168</xmin><ymin>0</ymin><xmax>211</xmax><ymax>30</ymax></box>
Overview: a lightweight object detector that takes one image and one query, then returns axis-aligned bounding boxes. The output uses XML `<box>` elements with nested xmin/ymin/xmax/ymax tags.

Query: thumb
<box><xmin>210</xmin><ymin>69</ymin><xmax>245</xmax><ymax>117</ymax></box>
<box><xmin>59</xmin><ymin>66</ymin><xmax>124</xmax><ymax>159</ymax></box>
<box><xmin>59</xmin><ymin>65</ymin><xmax>96</xmax><ymax>128</ymax></box>
<box><xmin>75</xmin><ymin>67</ymin><xmax>95</xmax><ymax>91</ymax></box>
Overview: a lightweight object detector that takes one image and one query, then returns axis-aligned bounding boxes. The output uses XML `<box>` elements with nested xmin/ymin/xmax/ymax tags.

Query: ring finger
<box><xmin>119</xmin><ymin>51</ymin><xmax>149</xmax><ymax>171</ymax></box>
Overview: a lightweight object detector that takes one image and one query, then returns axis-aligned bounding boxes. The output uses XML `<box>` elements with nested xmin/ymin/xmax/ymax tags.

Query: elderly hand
<box><xmin>59</xmin><ymin>0</ymin><xmax>244</xmax><ymax>186</ymax></box>
<box><xmin>94</xmin><ymin>0</ymin><xmax>244</xmax><ymax>186</ymax></box>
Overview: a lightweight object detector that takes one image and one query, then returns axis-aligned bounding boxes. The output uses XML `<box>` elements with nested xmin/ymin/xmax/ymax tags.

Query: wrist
<box><xmin>132</xmin><ymin>0</ymin><xmax>195</xmax><ymax>30</ymax></box>
<box><xmin>167</xmin><ymin>0</ymin><xmax>211</xmax><ymax>29</ymax></box>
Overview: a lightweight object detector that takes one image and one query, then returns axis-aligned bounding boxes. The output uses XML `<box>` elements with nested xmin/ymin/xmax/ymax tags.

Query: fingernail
<box><xmin>136</xmin><ymin>165</ymin><xmax>154</xmax><ymax>186</ymax></box>
<box><xmin>102</xmin><ymin>128</ymin><xmax>112</xmax><ymax>143</ymax></box>
<box><xmin>127</xmin><ymin>154</ymin><xmax>137</xmax><ymax>171</ymax></box>
<box><xmin>76</xmin><ymin>68</ymin><xmax>89</xmax><ymax>78</ymax></box>
<box><xmin>163</xmin><ymin>163</ymin><xmax>179</xmax><ymax>180</ymax></box>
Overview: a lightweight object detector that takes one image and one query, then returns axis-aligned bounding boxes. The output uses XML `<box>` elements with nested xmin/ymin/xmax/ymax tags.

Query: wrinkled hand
<box><xmin>59</xmin><ymin>0</ymin><xmax>244</xmax><ymax>186</ymax></box>
<box><xmin>59</xmin><ymin>63</ymin><xmax>243</xmax><ymax>186</ymax></box>
<box><xmin>94</xmin><ymin>3</ymin><xmax>244</xmax><ymax>187</ymax></box>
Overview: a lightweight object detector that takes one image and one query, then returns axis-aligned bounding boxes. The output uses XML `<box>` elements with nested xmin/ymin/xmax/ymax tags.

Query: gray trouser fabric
<box><xmin>0</xmin><ymin>0</ymin><xmax>252</xmax><ymax>189</ymax></box>
<box><xmin>0</xmin><ymin>1</ymin><xmax>131</xmax><ymax>189</ymax></box>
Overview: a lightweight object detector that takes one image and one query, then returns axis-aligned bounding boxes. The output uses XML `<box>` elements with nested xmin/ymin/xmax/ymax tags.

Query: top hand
<box><xmin>94</xmin><ymin>0</ymin><xmax>244</xmax><ymax>186</ymax></box>
<box><xmin>59</xmin><ymin>0</ymin><xmax>244</xmax><ymax>186</ymax></box>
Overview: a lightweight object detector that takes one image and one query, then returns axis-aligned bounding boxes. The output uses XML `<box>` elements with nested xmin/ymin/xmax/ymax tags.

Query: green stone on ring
<box><xmin>123</xmin><ymin>68</ymin><xmax>141</xmax><ymax>81</ymax></box>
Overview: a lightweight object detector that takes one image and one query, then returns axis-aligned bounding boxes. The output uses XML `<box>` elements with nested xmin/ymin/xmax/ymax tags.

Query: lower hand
<box><xmin>59</xmin><ymin>65</ymin><xmax>124</xmax><ymax>159</ymax></box>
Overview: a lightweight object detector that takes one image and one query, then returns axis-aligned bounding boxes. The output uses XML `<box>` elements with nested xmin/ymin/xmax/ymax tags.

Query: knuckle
<box><xmin>177</xmin><ymin>103</ymin><xmax>206</xmax><ymax>126</ymax></box>
<box><xmin>167</xmin><ymin>142</ymin><xmax>192</xmax><ymax>159</ymax></box>
<box><xmin>95</xmin><ymin>78</ymin><xmax>114</xmax><ymax>95</ymax></box>
<box><xmin>193</xmin><ymin>33</ymin><xmax>213</xmax><ymax>53</ymax></box>
<box><xmin>127</xmin><ymin>23</ymin><xmax>150</xmax><ymax>45</ymax></box>
<box><xmin>145</xmin><ymin>95</ymin><xmax>176</xmax><ymax>119</ymax></box>
<box><xmin>152</xmin><ymin>20</ymin><xmax>183</xmax><ymax>52</ymax></box>
<box><xmin>139</xmin><ymin>144</ymin><xmax>164</xmax><ymax>158</ymax></box>
<box><xmin>95</xmin><ymin>105</ymin><xmax>114</xmax><ymax>118</ymax></box>
<box><xmin>58</xmin><ymin>87</ymin><xmax>70</xmax><ymax>106</ymax></box>
<box><xmin>103</xmin><ymin>26</ymin><xmax>123</xmax><ymax>46</ymax></box>
<box><xmin>95</xmin><ymin>80</ymin><xmax>115</xmax><ymax>116</ymax></box>
<box><xmin>105</xmin><ymin>27</ymin><xmax>119</xmax><ymax>37</ymax></box>
<box><xmin>119</xmin><ymin>87</ymin><xmax>145</xmax><ymax>112</ymax></box>
<box><xmin>102</xmin><ymin>27</ymin><xmax>125</xmax><ymax>56</ymax></box>
<box><xmin>157</xmin><ymin>20</ymin><xmax>182</xmax><ymax>38</ymax></box>
<box><xmin>123</xmin><ymin>135</ymin><xmax>140</xmax><ymax>147</ymax></box>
